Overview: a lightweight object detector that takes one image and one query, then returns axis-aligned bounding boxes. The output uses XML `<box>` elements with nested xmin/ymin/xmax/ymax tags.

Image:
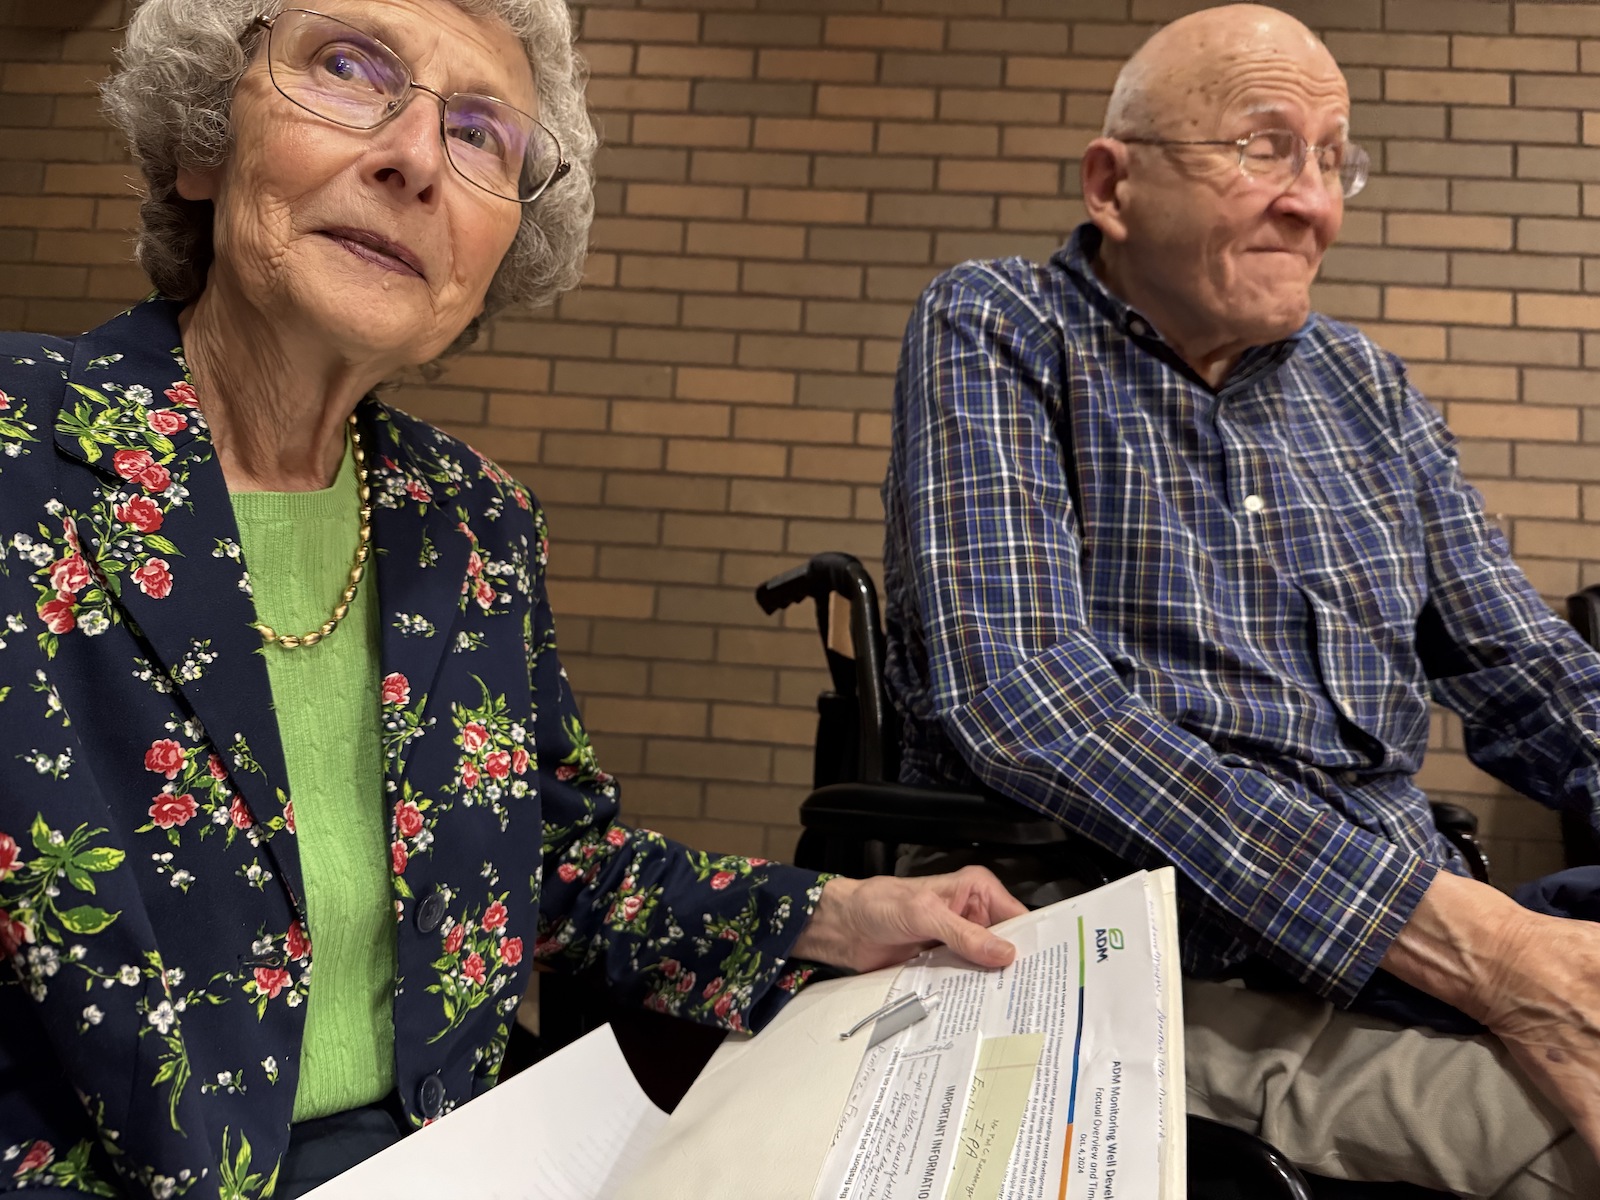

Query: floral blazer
<box><xmin>0</xmin><ymin>298</ymin><xmax>825</xmax><ymax>1199</ymax></box>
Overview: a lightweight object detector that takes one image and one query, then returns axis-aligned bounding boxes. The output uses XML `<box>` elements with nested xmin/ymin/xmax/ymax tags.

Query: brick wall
<box><xmin>4</xmin><ymin>0</ymin><xmax>1599</xmax><ymax>885</ymax></box>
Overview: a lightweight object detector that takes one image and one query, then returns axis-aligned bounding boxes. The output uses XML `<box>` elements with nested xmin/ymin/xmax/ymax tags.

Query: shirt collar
<box><xmin>1054</xmin><ymin>222</ymin><xmax>1310</xmax><ymax>390</ymax></box>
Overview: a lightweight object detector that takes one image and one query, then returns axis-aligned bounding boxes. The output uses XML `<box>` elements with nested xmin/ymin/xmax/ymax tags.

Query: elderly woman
<box><xmin>0</xmin><ymin>1</ymin><xmax>1024</xmax><ymax>1195</ymax></box>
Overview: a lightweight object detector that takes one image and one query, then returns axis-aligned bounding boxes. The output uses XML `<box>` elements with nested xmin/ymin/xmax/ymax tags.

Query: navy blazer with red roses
<box><xmin>0</xmin><ymin>298</ymin><xmax>824</xmax><ymax>1198</ymax></box>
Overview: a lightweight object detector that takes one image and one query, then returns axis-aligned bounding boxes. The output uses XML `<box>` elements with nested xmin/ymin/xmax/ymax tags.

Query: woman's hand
<box><xmin>790</xmin><ymin>867</ymin><xmax>1028</xmax><ymax>973</ymax></box>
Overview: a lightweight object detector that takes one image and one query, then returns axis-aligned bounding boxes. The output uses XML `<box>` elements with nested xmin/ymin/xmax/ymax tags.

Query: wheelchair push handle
<box><xmin>756</xmin><ymin>552</ymin><xmax>880</xmax><ymax>618</ymax></box>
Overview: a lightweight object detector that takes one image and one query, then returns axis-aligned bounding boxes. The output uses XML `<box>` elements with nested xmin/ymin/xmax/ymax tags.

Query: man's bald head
<box><xmin>1102</xmin><ymin>4</ymin><xmax>1342</xmax><ymax>139</ymax></box>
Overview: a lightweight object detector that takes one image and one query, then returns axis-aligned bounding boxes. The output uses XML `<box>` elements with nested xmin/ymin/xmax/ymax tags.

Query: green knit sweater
<box><xmin>231</xmin><ymin>444</ymin><xmax>396</xmax><ymax>1122</ymax></box>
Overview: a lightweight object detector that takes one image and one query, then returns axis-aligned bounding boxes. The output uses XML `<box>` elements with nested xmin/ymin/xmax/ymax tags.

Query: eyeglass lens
<box><xmin>1240</xmin><ymin>130</ymin><xmax>1366</xmax><ymax>199</ymax></box>
<box><xmin>266</xmin><ymin>9</ymin><xmax>562</xmax><ymax>202</ymax></box>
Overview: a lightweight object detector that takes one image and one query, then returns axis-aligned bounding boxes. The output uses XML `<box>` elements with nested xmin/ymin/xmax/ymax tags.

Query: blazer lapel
<box><xmin>51</xmin><ymin>299</ymin><xmax>307</xmax><ymax>918</ymax></box>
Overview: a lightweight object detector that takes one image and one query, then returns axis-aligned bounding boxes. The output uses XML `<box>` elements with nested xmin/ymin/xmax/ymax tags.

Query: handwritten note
<box><xmin>945</xmin><ymin>1033</ymin><xmax>1044</xmax><ymax>1200</ymax></box>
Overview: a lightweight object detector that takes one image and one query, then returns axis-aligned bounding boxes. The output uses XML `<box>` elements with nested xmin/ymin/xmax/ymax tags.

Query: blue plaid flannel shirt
<box><xmin>883</xmin><ymin>223</ymin><xmax>1600</xmax><ymax>1003</ymax></box>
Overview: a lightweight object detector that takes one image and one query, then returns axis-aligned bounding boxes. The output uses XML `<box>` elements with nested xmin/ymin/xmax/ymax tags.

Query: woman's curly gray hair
<box><xmin>102</xmin><ymin>0</ymin><xmax>595</xmax><ymax>353</ymax></box>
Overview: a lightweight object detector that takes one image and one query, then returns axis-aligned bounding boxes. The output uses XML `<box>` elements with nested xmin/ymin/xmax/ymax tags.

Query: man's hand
<box><xmin>1382</xmin><ymin>870</ymin><xmax>1600</xmax><ymax>1158</ymax></box>
<box><xmin>790</xmin><ymin>867</ymin><xmax>1028</xmax><ymax>974</ymax></box>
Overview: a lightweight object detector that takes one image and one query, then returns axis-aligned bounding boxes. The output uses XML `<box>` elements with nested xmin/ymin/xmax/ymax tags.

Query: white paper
<box><xmin>303</xmin><ymin>1023</ymin><xmax>668</xmax><ymax>1200</ymax></box>
<box><xmin>813</xmin><ymin>869</ymin><xmax>1182</xmax><ymax>1200</ymax></box>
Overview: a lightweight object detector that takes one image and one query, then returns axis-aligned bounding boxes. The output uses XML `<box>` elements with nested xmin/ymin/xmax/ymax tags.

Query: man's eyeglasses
<box><xmin>252</xmin><ymin>8</ymin><xmax>571</xmax><ymax>204</ymax></box>
<box><xmin>1117</xmin><ymin>129</ymin><xmax>1370</xmax><ymax>199</ymax></box>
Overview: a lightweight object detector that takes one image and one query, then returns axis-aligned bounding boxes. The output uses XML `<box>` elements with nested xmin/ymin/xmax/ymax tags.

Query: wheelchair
<box><xmin>758</xmin><ymin>551</ymin><xmax>1503</xmax><ymax>1200</ymax></box>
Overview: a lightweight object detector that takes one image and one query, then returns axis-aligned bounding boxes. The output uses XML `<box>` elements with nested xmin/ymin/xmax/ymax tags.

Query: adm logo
<box><xmin>1094</xmin><ymin>927</ymin><xmax>1124</xmax><ymax>963</ymax></box>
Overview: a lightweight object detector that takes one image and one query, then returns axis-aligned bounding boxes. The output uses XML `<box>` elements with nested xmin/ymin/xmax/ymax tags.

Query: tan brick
<box><xmin>878</xmin><ymin>121</ymin><xmax>1001</xmax><ymax>157</ymax></box>
<box><xmin>39</xmin><ymin>163</ymin><xmax>139</xmax><ymax>197</ymax></box>
<box><xmin>805</xmin><ymin>300</ymin><xmax>916</xmax><ymax>339</ymax></box>
<box><xmin>583</xmin><ymin>10</ymin><xmax>699</xmax><ymax>42</ymax></box>
<box><xmin>1518</xmin><ymin>218</ymin><xmax>1600</xmax><ymax>256</ymax></box>
<box><xmin>1453</xmin><ymin>179</ymin><xmax>1579</xmax><ymax>217</ymax></box>
<box><xmin>716</xmin><ymin>626</ymin><xmax>834</xmax><ymax>669</ymax></box>
<box><xmin>816</xmin><ymin>85</ymin><xmax>935</xmax><ymax>120</ymax></box>
<box><xmin>652</xmin><ymin>663</ymin><xmax>776</xmax><ymax>704</ymax></box>
<box><xmin>486</xmin><ymin>394</ymin><xmax>607</xmax><ymax>431</ymax></box>
<box><xmin>636</xmin><ymin>45</ymin><xmax>754</xmax><ymax>79</ymax></box>
<box><xmin>1</xmin><ymin>62</ymin><xmax>105</xmax><ymax>94</ymax></box>
<box><xmin>881</xmin><ymin>52</ymin><xmax>1002</xmax><ymax>88</ymax></box>
<box><xmin>583</xmin><ymin>43</ymin><xmax>634</xmax><ymax>77</ymax></box>
<box><xmin>939</xmin><ymin>88</ymin><xmax>1060</xmax><ymax>124</ymax></box>
<box><xmin>810</xmin><ymin>227</ymin><xmax>932</xmax><ymax>265</ymax></box>
<box><xmin>1452</xmin><ymin>35</ymin><xmax>1577</xmax><ymax>73</ymax></box>
<box><xmin>935</xmin><ymin>230</ymin><xmax>1066</xmax><ymax>263</ymax></box>
<box><xmin>621</xmin><ymin>254</ymin><xmax>740</xmax><ymax>293</ymax></box>
<box><xmin>749</xmin><ymin>188</ymin><xmax>868</xmax><ymax>225</ymax></box>
<box><xmin>1320</xmin><ymin>245</ymin><xmax>1448</xmax><ymax>285</ymax></box>
<box><xmin>586</xmin><ymin>78</ymin><xmax>690</xmax><ymax>113</ymax></box>
<box><xmin>1520</xmin><ymin>293</ymin><xmax>1600</xmax><ymax>331</ymax></box>
<box><xmin>662</xmin><ymin>512</ymin><xmax>785</xmax><ymax>552</ymax></box>
<box><xmin>616</xmin><ymin>327</ymin><xmax>735</xmax><ymax>366</ymax></box>
<box><xmin>733</xmin><ymin>407</ymin><xmax>856</xmax><ymax>444</ymax></box>
<box><xmin>558</xmin><ymin>290</ymin><xmax>680</xmax><ymax>327</ymax></box>
<box><xmin>824</xmin><ymin>16</ymin><xmax>945</xmax><ymax>50</ymax></box>
<box><xmin>590</xmin><ymin>217</ymin><xmax>684</xmax><ymax>254</ymax></box>
<box><xmin>727</xmin><ymin>476</ymin><xmax>853</xmax><ymax>519</ymax></box>
<box><xmin>785</xmin><ymin>517</ymin><xmax>886</xmax><ymax>560</ymax></box>
<box><xmin>604</xmin><ymin>473</ymin><xmax>728</xmax><ymax>514</ymax></box>
<box><xmin>948</xmin><ymin>19</ymin><xmax>1070</xmax><ymax>54</ymax></box>
<box><xmin>686</xmin><ymin>221</ymin><xmax>807</xmax><ymax>260</ymax></box>
<box><xmin>1387</xmin><ymin>213</ymin><xmax>1512</xmax><ymax>250</ymax></box>
<box><xmin>739</xmin><ymin>333</ymin><xmax>859</xmax><ymax>372</ymax></box>
<box><xmin>587</xmin><ymin>696</ymin><xmax>709</xmax><ymax>738</ymax></box>
<box><xmin>1387</xmin><ymin>140</ymin><xmax>1511</xmax><ymax>178</ymax></box>
<box><xmin>1386</xmin><ymin>286</ymin><xmax>1511</xmax><ymax>326</ymax></box>
<box><xmin>0</xmin><ymin>264</ymin><xmax>87</xmax><ymax>297</ymax></box>
<box><xmin>1448</xmin><ymin>402</ymin><xmax>1579</xmax><ymax>442</ymax></box>
<box><xmin>625</xmin><ymin>182</ymin><xmax>744</xmax><ymax>220</ymax></box>
<box><xmin>647</xmin><ymin>738</ymin><xmax>771</xmax><ymax>783</ymax></box>
<box><xmin>939</xmin><ymin>158</ymin><xmax>1060</xmax><ymax>195</ymax></box>
<box><xmin>595</xmin><ymin>147</ymin><xmax>689</xmax><ymax>185</ymax></box>
<box><xmin>1523</xmin><ymin>369</ymin><xmax>1600</xmax><ymax>406</ymax></box>
<box><xmin>753</xmin><ymin>117</ymin><xmax>875</xmax><ymax>154</ymax></box>
<box><xmin>1518</xmin><ymin>4</ymin><xmax>1600</xmax><ymax>36</ymax></box>
<box><xmin>998</xmin><ymin>197</ymin><xmax>1082</xmax><ymax>233</ymax></box>
<box><xmin>694</xmin><ymin>81</ymin><xmax>814</xmax><ymax>117</ymax></box>
<box><xmin>1474</xmin><ymin>479</ymin><xmax>1580</xmax><ymax>520</ymax></box>
<box><xmin>546</xmin><ymin>578</ymin><xmax>657</xmax><ymax>620</ymax></box>
<box><xmin>873</xmin><ymin>193</ymin><xmax>994</xmax><ymax>229</ymax></box>
<box><xmin>1516</xmin><ymin>74</ymin><xmax>1600</xmax><ymax>109</ymax></box>
<box><xmin>1404</xmin><ymin>363</ymin><xmax>1517</xmax><ymax>402</ymax></box>
<box><xmin>1386</xmin><ymin>69</ymin><xmax>1508</xmax><ymax>106</ymax></box>
<box><xmin>1323</xmin><ymin>32</ymin><xmax>1449</xmax><ymax>67</ymax></box>
<box><xmin>1360</xmin><ymin>177</ymin><xmax>1448</xmax><ymax>212</ymax></box>
<box><xmin>683</xmin><ymin>293</ymin><xmax>803</xmax><ymax>332</ymax></box>
<box><xmin>689</xmin><ymin>150</ymin><xmax>809</xmax><ymax>188</ymax></box>
<box><xmin>493</xmin><ymin>321</ymin><xmax>613</xmax><ymax>360</ymax></box>
<box><xmin>1513</xmin><ymin>520</ymin><xmax>1600</xmax><ymax>561</ymax></box>
<box><xmin>612</xmin><ymin>400</ymin><xmax>730</xmax><ymax>439</ymax></box>
<box><xmin>1448</xmin><ymin>327</ymin><xmax>1581</xmax><ymax>367</ymax></box>
<box><xmin>553</xmin><ymin>360</ymin><xmax>674</xmax><ymax>399</ymax></box>
<box><xmin>1521</xmin><ymin>146</ymin><xmax>1600</xmax><ymax>184</ymax></box>
<box><xmin>1308</xmin><ymin>282</ymin><xmax>1381</xmax><ymax>321</ymax></box>
<box><xmin>790</xmin><ymin>444</ymin><xmax>888</xmax><ymax>483</ymax></box>
<box><xmin>667</xmin><ymin>438</ymin><xmax>788</xmax><ymax>477</ymax></box>
<box><xmin>757</xmin><ymin>49</ymin><xmax>877</xmax><ymax>83</ymax></box>
<box><xmin>631</xmin><ymin>114</ymin><xmax>751</xmax><ymax>149</ymax></box>
<box><xmin>1359</xmin><ymin>322</ymin><xmax>1448</xmax><ymax>361</ymax></box>
<box><xmin>667</xmin><ymin>366</ymin><xmax>796</xmax><ymax>414</ymax></box>
<box><xmin>816</xmin><ymin>155</ymin><xmax>938</xmax><ymax>191</ymax></box>
<box><xmin>711</xmin><ymin>703</ymin><xmax>815</xmax><ymax>746</ymax></box>
<box><xmin>1001</xmin><ymin>125</ymin><xmax>1098</xmax><ymax>160</ymax></box>
<box><xmin>1451</xmin><ymin>107</ymin><xmax>1578</xmax><ymax>145</ymax></box>
<box><xmin>743</xmin><ymin>260</ymin><xmax>863</xmax><ymax>299</ymax></box>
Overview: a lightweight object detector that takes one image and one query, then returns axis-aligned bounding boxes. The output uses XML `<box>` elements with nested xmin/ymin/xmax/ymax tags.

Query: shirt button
<box><xmin>417</xmin><ymin>1071</ymin><xmax>446</xmax><ymax>1120</ymax></box>
<box><xmin>1128</xmin><ymin>318</ymin><xmax>1149</xmax><ymax>337</ymax></box>
<box><xmin>1243</xmin><ymin>494</ymin><xmax>1265</xmax><ymax>513</ymax></box>
<box><xmin>416</xmin><ymin>890</ymin><xmax>448</xmax><ymax>934</ymax></box>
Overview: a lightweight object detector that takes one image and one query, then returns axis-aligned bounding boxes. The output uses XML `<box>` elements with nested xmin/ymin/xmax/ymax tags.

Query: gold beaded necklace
<box><xmin>254</xmin><ymin>413</ymin><xmax>372</xmax><ymax>650</ymax></box>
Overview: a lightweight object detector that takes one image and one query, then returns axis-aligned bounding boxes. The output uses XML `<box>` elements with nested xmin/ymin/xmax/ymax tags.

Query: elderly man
<box><xmin>883</xmin><ymin>5</ymin><xmax>1600</xmax><ymax>1197</ymax></box>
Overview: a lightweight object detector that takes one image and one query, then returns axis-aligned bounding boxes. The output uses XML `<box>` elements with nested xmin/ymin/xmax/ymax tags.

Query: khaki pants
<box><xmin>1184</xmin><ymin>979</ymin><xmax>1598</xmax><ymax>1199</ymax></box>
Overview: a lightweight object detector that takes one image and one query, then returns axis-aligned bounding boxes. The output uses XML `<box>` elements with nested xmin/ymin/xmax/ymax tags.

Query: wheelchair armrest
<box><xmin>1188</xmin><ymin>1115</ymin><xmax>1314</xmax><ymax>1200</ymax></box>
<box><xmin>800</xmin><ymin>782</ymin><xmax>1073</xmax><ymax>848</ymax></box>
<box><xmin>1430</xmin><ymin>801</ymin><xmax>1491</xmax><ymax>884</ymax></box>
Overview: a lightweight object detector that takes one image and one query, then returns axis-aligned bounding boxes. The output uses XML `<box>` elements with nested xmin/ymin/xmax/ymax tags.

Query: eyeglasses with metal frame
<box><xmin>251</xmin><ymin>8</ymin><xmax>571</xmax><ymax>204</ymax></box>
<box><xmin>1116</xmin><ymin>128</ymin><xmax>1370</xmax><ymax>200</ymax></box>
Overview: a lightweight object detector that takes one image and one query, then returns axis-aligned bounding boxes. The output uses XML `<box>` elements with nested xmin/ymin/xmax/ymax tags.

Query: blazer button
<box><xmin>417</xmin><ymin>1071</ymin><xmax>446</xmax><ymax>1120</ymax></box>
<box><xmin>416</xmin><ymin>890</ymin><xmax>448</xmax><ymax>934</ymax></box>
